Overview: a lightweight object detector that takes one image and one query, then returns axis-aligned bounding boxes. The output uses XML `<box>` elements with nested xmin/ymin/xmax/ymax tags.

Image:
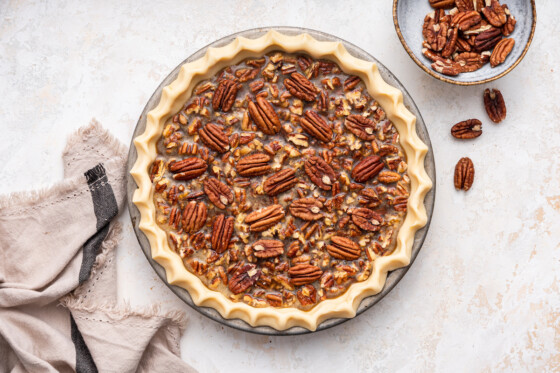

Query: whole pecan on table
<box><xmin>168</xmin><ymin>157</ymin><xmax>207</xmax><ymax>181</ymax></box>
<box><xmin>304</xmin><ymin>156</ymin><xmax>337</xmax><ymax>190</ymax></box>
<box><xmin>199</xmin><ymin>123</ymin><xmax>229</xmax><ymax>153</ymax></box>
<box><xmin>244</xmin><ymin>204</ymin><xmax>285</xmax><ymax>232</ymax></box>
<box><xmin>490</xmin><ymin>38</ymin><xmax>514</xmax><ymax>67</ymax></box>
<box><xmin>181</xmin><ymin>200</ymin><xmax>207</xmax><ymax>233</ymax></box>
<box><xmin>454</xmin><ymin>157</ymin><xmax>475</xmax><ymax>191</ymax></box>
<box><xmin>483</xmin><ymin>88</ymin><xmax>506</xmax><ymax>123</ymax></box>
<box><xmin>262</xmin><ymin>168</ymin><xmax>298</xmax><ymax>196</ymax></box>
<box><xmin>283</xmin><ymin>72</ymin><xmax>319</xmax><ymax>101</ymax></box>
<box><xmin>252</xmin><ymin>239</ymin><xmax>284</xmax><ymax>259</ymax></box>
<box><xmin>326</xmin><ymin>236</ymin><xmax>361</xmax><ymax>260</ymax></box>
<box><xmin>212</xmin><ymin>79</ymin><xmax>238</xmax><ymax>112</ymax></box>
<box><xmin>352</xmin><ymin>155</ymin><xmax>384</xmax><ymax>183</ymax></box>
<box><xmin>289</xmin><ymin>198</ymin><xmax>324</xmax><ymax>221</ymax></box>
<box><xmin>344</xmin><ymin>114</ymin><xmax>377</xmax><ymax>141</ymax></box>
<box><xmin>451</xmin><ymin>119</ymin><xmax>483</xmax><ymax>139</ymax></box>
<box><xmin>236</xmin><ymin>153</ymin><xmax>271</xmax><ymax>177</ymax></box>
<box><xmin>228</xmin><ymin>263</ymin><xmax>261</xmax><ymax>294</ymax></box>
<box><xmin>203</xmin><ymin>177</ymin><xmax>233</xmax><ymax>209</ymax></box>
<box><xmin>288</xmin><ymin>264</ymin><xmax>323</xmax><ymax>286</ymax></box>
<box><xmin>351</xmin><ymin>208</ymin><xmax>383</xmax><ymax>232</ymax></box>
<box><xmin>211</xmin><ymin>214</ymin><xmax>234</xmax><ymax>253</ymax></box>
<box><xmin>248</xmin><ymin>96</ymin><xmax>281</xmax><ymax>135</ymax></box>
<box><xmin>300</xmin><ymin>110</ymin><xmax>333</xmax><ymax>142</ymax></box>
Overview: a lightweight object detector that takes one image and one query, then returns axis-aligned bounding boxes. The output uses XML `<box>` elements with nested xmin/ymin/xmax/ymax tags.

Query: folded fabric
<box><xmin>0</xmin><ymin>121</ymin><xmax>196</xmax><ymax>373</ymax></box>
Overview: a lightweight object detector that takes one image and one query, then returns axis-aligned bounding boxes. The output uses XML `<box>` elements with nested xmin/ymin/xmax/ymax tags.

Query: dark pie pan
<box><xmin>127</xmin><ymin>26</ymin><xmax>436</xmax><ymax>335</ymax></box>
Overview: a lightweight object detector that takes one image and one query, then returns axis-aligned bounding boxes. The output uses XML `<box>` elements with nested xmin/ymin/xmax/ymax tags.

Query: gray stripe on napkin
<box><xmin>71</xmin><ymin>314</ymin><xmax>98</xmax><ymax>373</ymax></box>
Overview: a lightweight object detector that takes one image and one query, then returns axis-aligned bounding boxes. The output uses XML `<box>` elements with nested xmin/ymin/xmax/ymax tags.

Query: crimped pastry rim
<box><xmin>130</xmin><ymin>30</ymin><xmax>433</xmax><ymax>331</ymax></box>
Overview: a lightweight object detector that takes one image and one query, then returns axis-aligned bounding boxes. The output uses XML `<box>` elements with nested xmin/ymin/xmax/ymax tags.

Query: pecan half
<box><xmin>248</xmin><ymin>97</ymin><xmax>281</xmax><ymax>135</ymax></box>
<box><xmin>343</xmin><ymin>76</ymin><xmax>360</xmax><ymax>91</ymax></box>
<box><xmin>451</xmin><ymin>119</ymin><xmax>483</xmax><ymax>139</ymax></box>
<box><xmin>181</xmin><ymin>200</ymin><xmax>207</xmax><ymax>233</ymax></box>
<box><xmin>455</xmin><ymin>0</ymin><xmax>484</xmax><ymax>12</ymax></box>
<box><xmin>211</xmin><ymin>214</ymin><xmax>234</xmax><ymax>254</ymax></box>
<box><xmin>199</xmin><ymin>123</ymin><xmax>229</xmax><ymax>153</ymax></box>
<box><xmin>351</xmin><ymin>208</ymin><xmax>383</xmax><ymax>232</ymax></box>
<box><xmin>212</xmin><ymin>79</ymin><xmax>238</xmax><ymax>112</ymax></box>
<box><xmin>344</xmin><ymin>114</ymin><xmax>376</xmax><ymax>140</ymax></box>
<box><xmin>425</xmin><ymin>20</ymin><xmax>449</xmax><ymax>51</ymax></box>
<box><xmin>501</xmin><ymin>5</ymin><xmax>516</xmax><ymax>36</ymax></box>
<box><xmin>490</xmin><ymin>38</ymin><xmax>514</xmax><ymax>67</ymax></box>
<box><xmin>326</xmin><ymin>236</ymin><xmax>361</xmax><ymax>260</ymax></box>
<box><xmin>454</xmin><ymin>52</ymin><xmax>485</xmax><ymax>73</ymax></box>
<box><xmin>245</xmin><ymin>204</ymin><xmax>285</xmax><ymax>232</ymax></box>
<box><xmin>378</xmin><ymin>171</ymin><xmax>402</xmax><ymax>184</ymax></box>
<box><xmin>252</xmin><ymin>239</ymin><xmax>284</xmax><ymax>259</ymax></box>
<box><xmin>456</xmin><ymin>37</ymin><xmax>472</xmax><ymax>52</ymax></box>
<box><xmin>452</xmin><ymin>11</ymin><xmax>482</xmax><ymax>31</ymax></box>
<box><xmin>483</xmin><ymin>88</ymin><xmax>506</xmax><ymax>123</ymax></box>
<box><xmin>431</xmin><ymin>59</ymin><xmax>461</xmax><ymax>76</ymax></box>
<box><xmin>474</xmin><ymin>27</ymin><xmax>502</xmax><ymax>52</ymax></box>
<box><xmin>288</xmin><ymin>264</ymin><xmax>323</xmax><ymax>286</ymax></box>
<box><xmin>169</xmin><ymin>157</ymin><xmax>207</xmax><ymax>181</ymax></box>
<box><xmin>284</xmin><ymin>72</ymin><xmax>319</xmax><ymax>101</ymax></box>
<box><xmin>236</xmin><ymin>153</ymin><xmax>271</xmax><ymax>177</ymax></box>
<box><xmin>352</xmin><ymin>155</ymin><xmax>384</xmax><ymax>183</ymax></box>
<box><xmin>289</xmin><ymin>198</ymin><xmax>324</xmax><ymax>221</ymax></box>
<box><xmin>228</xmin><ymin>263</ymin><xmax>261</xmax><ymax>294</ymax></box>
<box><xmin>304</xmin><ymin>156</ymin><xmax>337</xmax><ymax>190</ymax></box>
<box><xmin>263</xmin><ymin>168</ymin><xmax>297</xmax><ymax>196</ymax></box>
<box><xmin>428</xmin><ymin>0</ymin><xmax>455</xmax><ymax>8</ymax></box>
<box><xmin>203</xmin><ymin>178</ymin><xmax>233</xmax><ymax>209</ymax></box>
<box><xmin>442</xmin><ymin>27</ymin><xmax>459</xmax><ymax>58</ymax></box>
<box><xmin>482</xmin><ymin>0</ymin><xmax>507</xmax><ymax>27</ymax></box>
<box><xmin>454</xmin><ymin>157</ymin><xmax>475</xmax><ymax>191</ymax></box>
<box><xmin>300</xmin><ymin>110</ymin><xmax>333</xmax><ymax>142</ymax></box>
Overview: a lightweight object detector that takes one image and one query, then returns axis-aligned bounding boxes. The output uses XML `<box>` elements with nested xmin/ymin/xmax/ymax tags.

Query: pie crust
<box><xmin>131</xmin><ymin>30</ymin><xmax>432</xmax><ymax>331</ymax></box>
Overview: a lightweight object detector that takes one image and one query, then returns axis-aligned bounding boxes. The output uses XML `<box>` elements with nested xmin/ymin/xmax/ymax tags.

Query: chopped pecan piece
<box><xmin>300</xmin><ymin>110</ymin><xmax>333</xmax><ymax>142</ymax></box>
<box><xmin>211</xmin><ymin>214</ymin><xmax>234</xmax><ymax>254</ymax></box>
<box><xmin>245</xmin><ymin>204</ymin><xmax>285</xmax><ymax>232</ymax></box>
<box><xmin>284</xmin><ymin>72</ymin><xmax>319</xmax><ymax>101</ymax></box>
<box><xmin>263</xmin><ymin>168</ymin><xmax>297</xmax><ymax>196</ymax></box>
<box><xmin>236</xmin><ymin>153</ymin><xmax>271</xmax><ymax>177</ymax></box>
<box><xmin>252</xmin><ymin>239</ymin><xmax>284</xmax><ymax>259</ymax></box>
<box><xmin>451</xmin><ymin>119</ymin><xmax>482</xmax><ymax>139</ymax></box>
<box><xmin>352</xmin><ymin>155</ymin><xmax>384</xmax><ymax>183</ymax></box>
<box><xmin>248</xmin><ymin>97</ymin><xmax>281</xmax><ymax>135</ymax></box>
<box><xmin>288</xmin><ymin>264</ymin><xmax>323</xmax><ymax>286</ymax></box>
<box><xmin>326</xmin><ymin>236</ymin><xmax>361</xmax><ymax>260</ymax></box>
<box><xmin>483</xmin><ymin>88</ymin><xmax>506</xmax><ymax>123</ymax></box>
<box><xmin>228</xmin><ymin>263</ymin><xmax>261</xmax><ymax>294</ymax></box>
<box><xmin>181</xmin><ymin>201</ymin><xmax>207</xmax><ymax>233</ymax></box>
<box><xmin>343</xmin><ymin>76</ymin><xmax>361</xmax><ymax>91</ymax></box>
<box><xmin>481</xmin><ymin>0</ymin><xmax>507</xmax><ymax>27</ymax></box>
<box><xmin>454</xmin><ymin>157</ymin><xmax>475</xmax><ymax>191</ymax></box>
<box><xmin>203</xmin><ymin>178</ymin><xmax>233</xmax><ymax>209</ymax></box>
<box><xmin>351</xmin><ymin>208</ymin><xmax>383</xmax><ymax>232</ymax></box>
<box><xmin>304</xmin><ymin>156</ymin><xmax>336</xmax><ymax>190</ymax></box>
<box><xmin>212</xmin><ymin>79</ymin><xmax>238</xmax><ymax>112</ymax></box>
<box><xmin>344</xmin><ymin>114</ymin><xmax>377</xmax><ymax>140</ymax></box>
<box><xmin>296</xmin><ymin>285</ymin><xmax>317</xmax><ymax>306</ymax></box>
<box><xmin>289</xmin><ymin>198</ymin><xmax>324</xmax><ymax>221</ymax></box>
<box><xmin>169</xmin><ymin>157</ymin><xmax>207</xmax><ymax>181</ymax></box>
<box><xmin>199</xmin><ymin>123</ymin><xmax>229</xmax><ymax>153</ymax></box>
<box><xmin>490</xmin><ymin>38</ymin><xmax>514</xmax><ymax>67</ymax></box>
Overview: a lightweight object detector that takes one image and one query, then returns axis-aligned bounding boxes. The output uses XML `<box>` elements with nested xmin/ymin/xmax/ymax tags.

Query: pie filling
<box><xmin>149</xmin><ymin>51</ymin><xmax>410</xmax><ymax>310</ymax></box>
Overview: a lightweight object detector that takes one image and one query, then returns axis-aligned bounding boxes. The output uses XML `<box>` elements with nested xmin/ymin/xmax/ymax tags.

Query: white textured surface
<box><xmin>1</xmin><ymin>1</ymin><xmax>558</xmax><ymax>371</ymax></box>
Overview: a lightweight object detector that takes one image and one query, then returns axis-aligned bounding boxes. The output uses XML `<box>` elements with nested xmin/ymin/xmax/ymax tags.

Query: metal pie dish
<box><xmin>127</xmin><ymin>27</ymin><xmax>436</xmax><ymax>335</ymax></box>
<box><xmin>393</xmin><ymin>0</ymin><xmax>536</xmax><ymax>85</ymax></box>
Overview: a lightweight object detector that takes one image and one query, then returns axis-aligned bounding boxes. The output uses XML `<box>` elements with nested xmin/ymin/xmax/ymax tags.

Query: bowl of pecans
<box><xmin>393</xmin><ymin>0</ymin><xmax>536</xmax><ymax>85</ymax></box>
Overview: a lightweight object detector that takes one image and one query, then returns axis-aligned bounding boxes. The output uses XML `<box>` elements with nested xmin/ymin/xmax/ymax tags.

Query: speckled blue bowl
<box><xmin>393</xmin><ymin>0</ymin><xmax>536</xmax><ymax>85</ymax></box>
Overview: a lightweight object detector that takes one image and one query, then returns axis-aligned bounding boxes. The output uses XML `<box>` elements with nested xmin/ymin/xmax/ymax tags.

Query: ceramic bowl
<box><xmin>393</xmin><ymin>0</ymin><xmax>536</xmax><ymax>85</ymax></box>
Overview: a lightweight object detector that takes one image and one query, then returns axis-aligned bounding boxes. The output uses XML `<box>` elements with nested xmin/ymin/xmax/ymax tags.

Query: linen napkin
<box><xmin>0</xmin><ymin>121</ymin><xmax>196</xmax><ymax>373</ymax></box>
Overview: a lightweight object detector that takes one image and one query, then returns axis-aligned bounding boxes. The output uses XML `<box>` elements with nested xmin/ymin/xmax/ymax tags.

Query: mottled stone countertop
<box><xmin>1</xmin><ymin>1</ymin><xmax>558</xmax><ymax>371</ymax></box>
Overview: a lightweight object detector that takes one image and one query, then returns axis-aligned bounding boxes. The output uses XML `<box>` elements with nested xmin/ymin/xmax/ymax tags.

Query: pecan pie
<box><xmin>132</xmin><ymin>31</ymin><xmax>432</xmax><ymax>330</ymax></box>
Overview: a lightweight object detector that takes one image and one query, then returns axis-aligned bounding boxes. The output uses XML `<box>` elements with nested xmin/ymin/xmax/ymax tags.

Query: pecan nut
<box><xmin>211</xmin><ymin>214</ymin><xmax>234</xmax><ymax>254</ymax></box>
<box><xmin>501</xmin><ymin>5</ymin><xmax>516</xmax><ymax>36</ymax></box>
<box><xmin>431</xmin><ymin>59</ymin><xmax>461</xmax><ymax>76</ymax></box>
<box><xmin>442</xmin><ymin>27</ymin><xmax>459</xmax><ymax>58</ymax></box>
<box><xmin>351</xmin><ymin>208</ymin><xmax>383</xmax><ymax>232</ymax></box>
<box><xmin>263</xmin><ymin>168</ymin><xmax>297</xmax><ymax>196</ymax></box>
<box><xmin>490</xmin><ymin>38</ymin><xmax>514</xmax><ymax>67</ymax></box>
<box><xmin>169</xmin><ymin>157</ymin><xmax>207</xmax><ymax>181</ymax></box>
<box><xmin>212</xmin><ymin>79</ymin><xmax>238</xmax><ymax>112</ymax></box>
<box><xmin>481</xmin><ymin>0</ymin><xmax>507</xmax><ymax>27</ymax></box>
<box><xmin>288</xmin><ymin>264</ymin><xmax>323</xmax><ymax>286</ymax></box>
<box><xmin>455</xmin><ymin>0</ymin><xmax>484</xmax><ymax>12</ymax></box>
<box><xmin>326</xmin><ymin>236</ymin><xmax>361</xmax><ymax>260</ymax></box>
<box><xmin>452</xmin><ymin>11</ymin><xmax>482</xmax><ymax>31</ymax></box>
<box><xmin>428</xmin><ymin>0</ymin><xmax>455</xmax><ymax>8</ymax></box>
<box><xmin>245</xmin><ymin>204</ymin><xmax>285</xmax><ymax>232</ymax></box>
<box><xmin>454</xmin><ymin>52</ymin><xmax>486</xmax><ymax>73</ymax></box>
<box><xmin>236</xmin><ymin>153</ymin><xmax>271</xmax><ymax>177</ymax></box>
<box><xmin>454</xmin><ymin>157</ymin><xmax>475</xmax><ymax>191</ymax></box>
<box><xmin>474</xmin><ymin>27</ymin><xmax>502</xmax><ymax>52</ymax></box>
<box><xmin>300</xmin><ymin>110</ymin><xmax>333</xmax><ymax>142</ymax></box>
<box><xmin>199</xmin><ymin>123</ymin><xmax>229</xmax><ymax>153</ymax></box>
<box><xmin>289</xmin><ymin>198</ymin><xmax>324</xmax><ymax>221</ymax></box>
<box><xmin>451</xmin><ymin>119</ymin><xmax>483</xmax><ymax>139</ymax></box>
<box><xmin>483</xmin><ymin>88</ymin><xmax>506</xmax><ymax>123</ymax></box>
<box><xmin>351</xmin><ymin>155</ymin><xmax>384</xmax><ymax>183</ymax></box>
<box><xmin>304</xmin><ymin>156</ymin><xmax>336</xmax><ymax>190</ymax></box>
<box><xmin>203</xmin><ymin>178</ymin><xmax>233</xmax><ymax>209</ymax></box>
<box><xmin>284</xmin><ymin>72</ymin><xmax>319</xmax><ymax>102</ymax></box>
<box><xmin>377</xmin><ymin>171</ymin><xmax>402</xmax><ymax>184</ymax></box>
<box><xmin>425</xmin><ymin>19</ymin><xmax>449</xmax><ymax>51</ymax></box>
<box><xmin>181</xmin><ymin>200</ymin><xmax>207</xmax><ymax>233</ymax></box>
<box><xmin>252</xmin><ymin>239</ymin><xmax>284</xmax><ymax>259</ymax></box>
<box><xmin>228</xmin><ymin>263</ymin><xmax>261</xmax><ymax>294</ymax></box>
<box><xmin>248</xmin><ymin>97</ymin><xmax>281</xmax><ymax>135</ymax></box>
<box><xmin>296</xmin><ymin>285</ymin><xmax>317</xmax><ymax>306</ymax></box>
<box><xmin>344</xmin><ymin>114</ymin><xmax>377</xmax><ymax>140</ymax></box>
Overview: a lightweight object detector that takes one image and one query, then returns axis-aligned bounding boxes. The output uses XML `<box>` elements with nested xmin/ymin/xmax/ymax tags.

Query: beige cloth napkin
<box><xmin>0</xmin><ymin>121</ymin><xmax>196</xmax><ymax>373</ymax></box>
